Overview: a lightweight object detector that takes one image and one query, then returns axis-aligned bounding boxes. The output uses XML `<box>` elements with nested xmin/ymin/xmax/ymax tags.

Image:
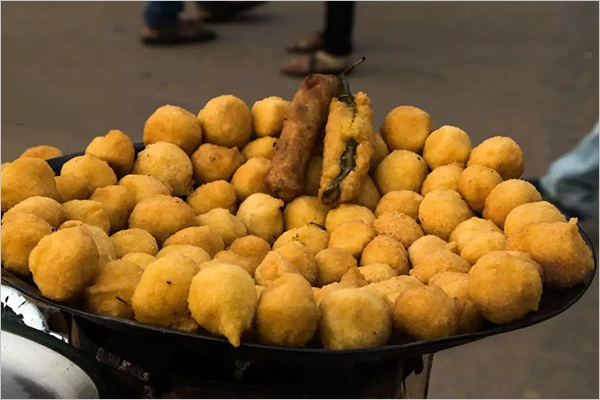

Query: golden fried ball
<box><xmin>241</xmin><ymin>137</ymin><xmax>278</xmax><ymax>160</ymax></box>
<box><xmin>272</xmin><ymin>224</ymin><xmax>329</xmax><ymax>255</ymax></box>
<box><xmin>256</xmin><ymin>273</ymin><xmax>320</xmax><ymax>347</ymax></box>
<box><xmin>409</xmin><ymin>250</ymin><xmax>470</xmax><ymax>283</ymax></box>
<box><xmin>85</xmin><ymin>129</ymin><xmax>135</xmax><ymax>177</ymax></box>
<box><xmin>1</xmin><ymin>213</ymin><xmax>54</xmax><ymax>276</ymax></box>
<box><xmin>460</xmin><ymin>231</ymin><xmax>506</xmax><ymax>265</ymax></box>
<box><xmin>62</xmin><ymin>200</ymin><xmax>111</xmax><ymax>234</ymax></box>
<box><xmin>369</xmin><ymin>133</ymin><xmax>390</xmax><ymax>174</ymax></box>
<box><xmin>468</xmin><ymin>136</ymin><xmax>525</xmax><ymax>180</ymax></box>
<box><xmin>503</xmin><ymin>201</ymin><xmax>566</xmax><ymax>237</ymax></box>
<box><xmin>59</xmin><ymin>221</ymin><xmax>117</xmax><ymax>267</ymax></box>
<box><xmin>163</xmin><ymin>226</ymin><xmax>224</xmax><ymax>257</ymax></box>
<box><xmin>60</xmin><ymin>154</ymin><xmax>117</xmax><ymax>193</ymax></box>
<box><xmin>418</xmin><ymin>190</ymin><xmax>474</xmax><ymax>240</ymax></box>
<box><xmin>352</xmin><ymin>176</ymin><xmax>381</xmax><ymax>212</ymax></box>
<box><xmin>482</xmin><ymin>179</ymin><xmax>542</xmax><ymax>229</ymax></box>
<box><xmin>191</xmin><ymin>143</ymin><xmax>245</xmax><ymax>184</ymax></box>
<box><xmin>373</xmin><ymin>212</ymin><xmax>424</xmax><ymax>249</ymax></box>
<box><xmin>320</xmin><ymin>288</ymin><xmax>392</xmax><ymax>350</ymax></box>
<box><xmin>315</xmin><ymin>248</ymin><xmax>357</xmax><ymax>286</ymax></box>
<box><xmin>188</xmin><ymin>263</ymin><xmax>257</xmax><ymax>346</ymax></box>
<box><xmin>449</xmin><ymin>217</ymin><xmax>502</xmax><ymax>252</ymax></box>
<box><xmin>143</xmin><ymin>104</ymin><xmax>203</xmax><ymax>155</ymax></box>
<box><xmin>90</xmin><ymin>185</ymin><xmax>136</xmax><ymax>233</ymax></box>
<box><xmin>121</xmin><ymin>252</ymin><xmax>156</xmax><ymax>270</ymax></box>
<box><xmin>199</xmin><ymin>95</ymin><xmax>252</xmax><ymax>148</ymax></box>
<box><xmin>340</xmin><ymin>267</ymin><xmax>369</xmax><ymax>288</ymax></box>
<box><xmin>20</xmin><ymin>145</ymin><xmax>63</xmax><ymax>160</ymax></box>
<box><xmin>230</xmin><ymin>157</ymin><xmax>270</xmax><ymax>201</ymax></box>
<box><xmin>325</xmin><ymin>204</ymin><xmax>375</xmax><ymax>232</ymax></box>
<box><xmin>157</xmin><ymin>244</ymin><xmax>211</xmax><ymax>265</ymax></box>
<box><xmin>118</xmin><ymin>174</ymin><xmax>172</xmax><ymax>203</ymax></box>
<box><xmin>408</xmin><ymin>235</ymin><xmax>458</xmax><ymax>267</ymax></box>
<box><xmin>131</xmin><ymin>254</ymin><xmax>199</xmax><ymax>332</ymax></box>
<box><xmin>468</xmin><ymin>251</ymin><xmax>542</xmax><ymax>324</ymax></box>
<box><xmin>364</xmin><ymin>275</ymin><xmax>423</xmax><ymax>305</ymax></box>
<box><xmin>374</xmin><ymin>150</ymin><xmax>428</xmax><ymax>195</ymax></box>
<box><xmin>506</xmin><ymin>219</ymin><xmax>594</xmax><ymax>289</ymax></box>
<box><xmin>132</xmin><ymin>142</ymin><xmax>194</xmax><ymax>197</ymax></box>
<box><xmin>228</xmin><ymin>235</ymin><xmax>271</xmax><ymax>263</ymax></box>
<box><xmin>274</xmin><ymin>241</ymin><xmax>318</xmax><ymax>286</ymax></box>
<box><xmin>393</xmin><ymin>285</ymin><xmax>458</xmax><ymax>340</ymax></box>
<box><xmin>129</xmin><ymin>195</ymin><xmax>198</xmax><ymax>244</ymax></box>
<box><xmin>197</xmin><ymin>208</ymin><xmax>248</xmax><ymax>246</ymax></box>
<box><xmin>213</xmin><ymin>250</ymin><xmax>259</xmax><ymax>277</ymax></box>
<box><xmin>2</xmin><ymin>196</ymin><xmax>65</xmax><ymax>229</ymax></box>
<box><xmin>187</xmin><ymin>180</ymin><xmax>238</xmax><ymax>215</ymax></box>
<box><xmin>358</xmin><ymin>264</ymin><xmax>397</xmax><ymax>283</ymax></box>
<box><xmin>236</xmin><ymin>193</ymin><xmax>284</xmax><ymax>244</ymax></box>
<box><xmin>458</xmin><ymin>165</ymin><xmax>503</xmax><ymax>213</ymax></box>
<box><xmin>328</xmin><ymin>220</ymin><xmax>376</xmax><ymax>259</ymax></box>
<box><xmin>111</xmin><ymin>228</ymin><xmax>159</xmax><ymax>258</ymax></box>
<box><xmin>421</xmin><ymin>163</ymin><xmax>464</xmax><ymax>196</ymax></box>
<box><xmin>283</xmin><ymin>196</ymin><xmax>329</xmax><ymax>230</ymax></box>
<box><xmin>380</xmin><ymin>106</ymin><xmax>431</xmax><ymax>153</ymax></box>
<box><xmin>84</xmin><ymin>260</ymin><xmax>143</xmax><ymax>319</ymax></box>
<box><xmin>422</xmin><ymin>125</ymin><xmax>472</xmax><ymax>169</ymax></box>
<box><xmin>55</xmin><ymin>175</ymin><xmax>91</xmax><ymax>202</ymax></box>
<box><xmin>360</xmin><ymin>235</ymin><xmax>409</xmax><ymax>275</ymax></box>
<box><xmin>254</xmin><ymin>251</ymin><xmax>299</xmax><ymax>286</ymax></box>
<box><xmin>375</xmin><ymin>190</ymin><xmax>423</xmax><ymax>220</ymax></box>
<box><xmin>29</xmin><ymin>226</ymin><xmax>100</xmax><ymax>302</ymax></box>
<box><xmin>251</xmin><ymin>96</ymin><xmax>289</xmax><ymax>138</ymax></box>
<box><xmin>303</xmin><ymin>156</ymin><xmax>323</xmax><ymax>196</ymax></box>
<box><xmin>2</xmin><ymin>157</ymin><xmax>60</xmax><ymax>212</ymax></box>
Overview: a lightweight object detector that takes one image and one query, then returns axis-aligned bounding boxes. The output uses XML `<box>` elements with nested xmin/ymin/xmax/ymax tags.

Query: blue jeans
<box><xmin>144</xmin><ymin>2</ymin><xmax>229</xmax><ymax>27</ymax></box>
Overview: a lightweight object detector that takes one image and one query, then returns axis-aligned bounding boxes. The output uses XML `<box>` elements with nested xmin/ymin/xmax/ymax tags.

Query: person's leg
<box><xmin>144</xmin><ymin>1</ymin><xmax>184</xmax><ymax>28</ymax></box>
<box><xmin>322</xmin><ymin>1</ymin><xmax>354</xmax><ymax>57</ymax></box>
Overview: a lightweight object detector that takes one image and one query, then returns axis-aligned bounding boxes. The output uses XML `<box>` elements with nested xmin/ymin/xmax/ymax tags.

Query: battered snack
<box><xmin>254</xmin><ymin>251</ymin><xmax>299</xmax><ymax>286</ymax></box>
<box><xmin>374</xmin><ymin>150</ymin><xmax>428</xmax><ymax>194</ymax></box>
<box><xmin>228</xmin><ymin>235</ymin><xmax>271</xmax><ymax>263</ymax></box>
<box><xmin>458</xmin><ymin>165</ymin><xmax>503</xmax><ymax>213</ymax></box>
<box><xmin>421</xmin><ymin>163</ymin><xmax>464</xmax><ymax>195</ymax></box>
<box><xmin>59</xmin><ymin>221</ymin><xmax>117</xmax><ymax>267</ymax></box>
<box><xmin>188</xmin><ymin>263</ymin><xmax>257</xmax><ymax>347</ymax></box>
<box><xmin>62</xmin><ymin>200</ymin><xmax>111</xmax><ymax>234</ymax></box>
<box><xmin>422</xmin><ymin>125</ymin><xmax>472</xmax><ymax>169</ymax></box>
<box><xmin>315</xmin><ymin>248</ymin><xmax>357</xmax><ymax>286</ymax></box>
<box><xmin>2</xmin><ymin>196</ymin><xmax>65</xmax><ymax>229</ymax></box>
<box><xmin>230</xmin><ymin>157</ymin><xmax>270</xmax><ymax>201</ymax></box>
<box><xmin>358</xmin><ymin>263</ymin><xmax>397</xmax><ymax>283</ymax></box>
<box><xmin>468</xmin><ymin>136</ymin><xmax>525</xmax><ymax>180</ymax></box>
<box><xmin>110</xmin><ymin>228</ymin><xmax>159</xmax><ymax>258</ymax></box>
<box><xmin>190</xmin><ymin>143</ymin><xmax>245</xmax><ymax>184</ymax></box>
<box><xmin>256</xmin><ymin>273</ymin><xmax>320</xmax><ymax>347</ymax></box>
<box><xmin>272</xmin><ymin>224</ymin><xmax>330</xmax><ymax>255</ymax></box>
<box><xmin>482</xmin><ymin>179</ymin><xmax>542</xmax><ymax>229</ymax></box>
<box><xmin>90</xmin><ymin>185</ymin><xmax>136</xmax><ymax>233</ymax></box>
<box><xmin>328</xmin><ymin>220</ymin><xmax>376</xmax><ymax>259</ymax></box>
<box><xmin>1</xmin><ymin>156</ymin><xmax>60</xmax><ymax>212</ymax></box>
<box><xmin>408</xmin><ymin>235</ymin><xmax>458</xmax><ymax>267</ymax></box>
<box><xmin>163</xmin><ymin>226</ymin><xmax>224</xmax><ymax>257</ymax></box>
<box><xmin>20</xmin><ymin>145</ymin><xmax>63</xmax><ymax>160</ymax></box>
<box><xmin>313</xmin><ymin>282</ymin><xmax>352</xmax><ymax>303</ymax></box>
<box><xmin>360</xmin><ymin>235</ymin><xmax>409</xmax><ymax>275</ymax></box>
<box><xmin>364</xmin><ymin>275</ymin><xmax>423</xmax><ymax>305</ymax></box>
<box><xmin>29</xmin><ymin>226</ymin><xmax>100</xmax><ymax>302</ymax></box>
<box><xmin>449</xmin><ymin>217</ymin><xmax>502</xmax><ymax>252</ymax></box>
<box><xmin>352</xmin><ymin>176</ymin><xmax>381</xmax><ymax>212</ymax></box>
<box><xmin>303</xmin><ymin>156</ymin><xmax>323</xmax><ymax>196</ymax></box>
<box><xmin>380</xmin><ymin>105</ymin><xmax>431</xmax><ymax>153</ymax></box>
<box><xmin>85</xmin><ymin>129</ymin><xmax>135</xmax><ymax>177</ymax></box>
<box><xmin>375</xmin><ymin>190</ymin><xmax>423</xmax><ymax>220</ymax></box>
<box><xmin>213</xmin><ymin>250</ymin><xmax>259</xmax><ymax>277</ymax></box>
<box><xmin>241</xmin><ymin>137</ymin><xmax>278</xmax><ymax>160</ymax></box>
<box><xmin>60</xmin><ymin>154</ymin><xmax>117</xmax><ymax>193</ymax></box>
<box><xmin>369</xmin><ymin>133</ymin><xmax>390</xmax><ymax>174</ymax></box>
<box><xmin>418</xmin><ymin>190</ymin><xmax>474</xmax><ymax>240</ymax></box>
<box><xmin>199</xmin><ymin>95</ymin><xmax>252</xmax><ymax>148</ymax></box>
<box><xmin>121</xmin><ymin>252</ymin><xmax>156</xmax><ymax>270</ymax></box>
<box><xmin>460</xmin><ymin>231</ymin><xmax>506</xmax><ymax>265</ymax></box>
<box><xmin>118</xmin><ymin>174</ymin><xmax>172</xmax><ymax>203</ymax></box>
<box><xmin>143</xmin><ymin>104</ymin><xmax>203</xmax><ymax>155</ymax></box>
<box><xmin>236</xmin><ymin>193</ymin><xmax>284</xmax><ymax>244</ymax></box>
<box><xmin>157</xmin><ymin>244</ymin><xmax>211</xmax><ymax>265</ymax></box>
<box><xmin>274</xmin><ymin>241</ymin><xmax>318</xmax><ymax>285</ymax></box>
<box><xmin>340</xmin><ymin>266</ymin><xmax>369</xmax><ymax>288</ymax></box>
<box><xmin>55</xmin><ymin>175</ymin><xmax>91</xmax><ymax>202</ymax></box>
<box><xmin>186</xmin><ymin>180</ymin><xmax>238</xmax><ymax>215</ymax></box>
<box><xmin>409</xmin><ymin>250</ymin><xmax>471</xmax><ymax>283</ymax></box>
<box><xmin>503</xmin><ymin>201</ymin><xmax>566</xmax><ymax>237</ymax></box>
<box><xmin>197</xmin><ymin>208</ymin><xmax>248</xmax><ymax>246</ymax></box>
<box><xmin>251</xmin><ymin>96</ymin><xmax>289</xmax><ymax>138</ymax></box>
<box><xmin>283</xmin><ymin>196</ymin><xmax>330</xmax><ymax>230</ymax></box>
<box><xmin>325</xmin><ymin>204</ymin><xmax>376</xmax><ymax>231</ymax></box>
<box><xmin>373</xmin><ymin>212</ymin><xmax>424</xmax><ymax>249</ymax></box>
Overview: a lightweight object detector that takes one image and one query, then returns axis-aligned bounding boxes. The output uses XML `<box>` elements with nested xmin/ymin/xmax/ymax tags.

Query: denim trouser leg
<box><xmin>144</xmin><ymin>1</ymin><xmax>184</xmax><ymax>27</ymax></box>
<box><xmin>540</xmin><ymin>121</ymin><xmax>599</xmax><ymax>219</ymax></box>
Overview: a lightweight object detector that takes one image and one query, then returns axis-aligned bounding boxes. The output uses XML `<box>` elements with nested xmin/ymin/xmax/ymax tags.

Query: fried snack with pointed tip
<box><xmin>20</xmin><ymin>145</ymin><xmax>63</xmax><ymax>160</ymax></box>
<box><xmin>360</xmin><ymin>235</ymin><xmax>409</xmax><ymax>275</ymax></box>
<box><xmin>85</xmin><ymin>129</ymin><xmax>135</xmax><ymax>177</ymax></box>
<box><xmin>2</xmin><ymin>196</ymin><xmax>65</xmax><ymax>229</ymax></box>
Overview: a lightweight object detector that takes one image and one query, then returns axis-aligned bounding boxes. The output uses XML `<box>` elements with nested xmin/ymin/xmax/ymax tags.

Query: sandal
<box><xmin>285</xmin><ymin>31</ymin><xmax>323</xmax><ymax>54</ymax></box>
<box><xmin>280</xmin><ymin>51</ymin><xmax>349</xmax><ymax>78</ymax></box>
<box><xmin>141</xmin><ymin>19</ymin><xmax>217</xmax><ymax>46</ymax></box>
<box><xmin>198</xmin><ymin>1</ymin><xmax>267</xmax><ymax>23</ymax></box>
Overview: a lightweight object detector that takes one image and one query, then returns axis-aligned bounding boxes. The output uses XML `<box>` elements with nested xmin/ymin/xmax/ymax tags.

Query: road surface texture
<box><xmin>2</xmin><ymin>2</ymin><xmax>598</xmax><ymax>398</ymax></box>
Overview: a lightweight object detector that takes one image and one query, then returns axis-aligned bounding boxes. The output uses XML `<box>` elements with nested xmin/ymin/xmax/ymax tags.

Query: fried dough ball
<box><xmin>254</xmin><ymin>251</ymin><xmax>299</xmax><ymax>286</ymax></box>
<box><xmin>468</xmin><ymin>251</ymin><xmax>542</xmax><ymax>324</ymax></box>
<box><xmin>325</xmin><ymin>204</ymin><xmax>375</xmax><ymax>232</ymax></box>
<box><xmin>2</xmin><ymin>196</ymin><xmax>65</xmax><ymax>229</ymax></box>
<box><xmin>422</xmin><ymin>126</ymin><xmax>472</xmax><ymax>169</ymax></box>
<box><xmin>409</xmin><ymin>250</ymin><xmax>471</xmax><ymax>284</ymax></box>
<box><xmin>213</xmin><ymin>250</ymin><xmax>259</xmax><ymax>277</ymax></box>
<box><xmin>84</xmin><ymin>260</ymin><xmax>143</xmax><ymax>319</ymax></box>
<box><xmin>375</xmin><ymin>190</ymin><xmax>423</xmax><ymax>220</ymax></box>
<box><xmin>121</xmin><ymin>252</ymin><xmax>156</xmax><ymax>270</ymax></box>
<box><xmin>314</xmin><ymin>282</ymin><xmax>351</xmax><ymax>303</ymax></box>
<box><xmin>187</xmin><ymin>180</ymin><xmax>238</xmax><ymax>215</ymax></box>
<box><xmin>131</xmin><ymin>254</ymin><xmax>199</xmax><ymax>331</ymax></box>
<box><xmin>360</xmin><ymin>235</ymin><xmax>409</xmax><ymax>275</ymax></box>
<box><xmin>59</xmin><ymin>221</ymin><xmax>117</xmax><ymax>267</ymax></box>
<box><xmin>418</xmin><ymin>190</ymin><xmax>474</xmax><ymax>240</ymax></box>
<box><xmin>315</xmin><ymin>248</ymin><xmax>357</xmax><ymax>286</ymax></box>
<box><xmin>483</xmin><ymin>179</ymin><xmax>542</xmax><ymax>229</ymax></box>
<box><xmin>20</xmin><ymin>145</ymin><xmax>63</xmax><ymax>160</ymax></box>
<box><xmin>143</xmin><ymin>104</ymin><xmax>203</xmax><ymax>155</ymax></box>
<box><xmin>251</xmin><ymin>96</ymin><xmax>289</xmax><ymax>138</ymax></box>
<box><xmin>320</xmin><ymin>288</ymin><xmax>392</xmax><ymax>350</ymax></box>
<box><xmin>458</xmin><ymin>165</ymin><xmax>503</xmax><ymax>213</ymax></box>
<box><xmin>328</xmin><ymin>220</ymin><xmax>376</xmax><ymax>259</ymax></box>
<box><xmin>449</xmin><ymin>217</ymin><xmax>502</xmax><ymax>252</ymax></box>
<box><xmin>408</xmin><ymin>235</ymin><xmax>458</xmax><ymax>267</ymax></box>
<box><xmin>163</xmin><ymin>226</ymin><xmax>224</xmax><ymax>257</ymax></box>
<box><xmin>274</xmin><ymin>241</ymin><xmax>318</xmax><ymax>286</ymax></box>
<box><xmin>132</xmin><ymin>142</ymin><xmax>194</xmax><ymax>196</ymax></box>
<box><xmin>90</xmin><ymin>185</ymin><xmax>136</xmax><ymax>233</ymax></box>
<box><xmin>283</xmin><ymin>196</ymin><xmax>329</xmax><ymax>230</ymax></box>
<box><xmin>197</xmin><ymin>208</ymin><xmax>247</xmax><ymax>246</ymax></box>
<box><xmin>61</xmin><ymin>154</ymin><xmax>117</xmax><ymax>193</ymax></box>
<box><xmin>157</xmin><ymin>244</ymin><xmax>211</xmax><ymax>265</ymax></box>
<box><xmin>85</xmin><ymin>129</ymin><xmax>135</xmax><ymax>177</ymax></box>
<box><xmin>506</xmin><ymin>219</ymin><xmax>594</xmax><ymax>289</ymax></box>
<box><xmin>340</xmin><ymin>266</ymin><xmax>369</xmax><ymax>288</ymax></box>
<box><xmin>380</xmin><ymin>106</ymin><xmax>431</xmax><ymax>153</ymax></box>
<box><xmin>236</xmin><ymin>193</ymin><xmax>284</xmax><ymax>244</ymax></box>
<box><xmin>256</xmin><ymin>273</ymin><xmax>320</xmax><ymax>347</ymax></box>
<box><xmin>230</xmin><ymin>157</ymin><xmax>270</xmax><ymax>201</ymax></box>
<box><xmin>421</xmin><ymin>163</ymin><xmax>464</xmax><ymax>196</ymax></box>
<box><xmin>129</xmin><ymin>195</ymin><xmax>198</xmax><ymax>244</ymax></box>
<box><xmin>369</xmin><ymin>133</ymin><xmax>390</xmax><ymax>174</ymax></box>
<box><xmin>429</xmin><ymin>272</ymin><xmax>483</xmax><ymax>334</ymax></box>
<box><xmin>118</xmin><ymin>174</ymin><xmax>172</xmax><ymax>203</ymax></box>
<box><xmin>352</xmin><ymin>176</ymin><xmax>381</xmax><ymax>212</ymax></box>
<box><xmin>373</xmin><ymin>212</ymin><xmax>424</xmax><ymax>249</ymax></box>
<box><xmin>468</xmin><ymin>136</ymin><xmax>525</xmax><ymax>180</ymax></box>
<box><xmin>29</xmin><ymin>227</ymin><xmax>100</xmax><ymax>302</ymax></box>
<box><xmin>62</xmin><ymin>200</ymin><xmax>111</xmax><ymax>234</ymax></box>
<box><xmin>228</xmin><ymin>235</ymin><xmax>271</xmax><ymax>263</ymax></box>
<box><xmin>55</xmin><ymin>175</ymin><xmax>91</xmax><ymax>202</ymax></box>
<box><xmin>1</xmin><ymin>157</ymin><xmax>60</xmax><ymax>212</ymax></box>
<box><xmin>393</xmin><ymin>285</ymin><xmax>458</xmax><ymax>340</ymax></box>
<box><xmin>199</xmin><ymin>95</ymin><xmax>252</xmax><ymax>148</ymax></box>
<box><xmin>190</xmin><ymin>144</ymin><xmax>245</xmax><ymax>184</ymax></box>
<box><xmin>241</xmin><ymin>137</ymin><xmax>278</xmax><ymax>160</ymax></box>
<box><xmin>460</xmin><ymin>231</ymin><xmax>506</xmax><ymax>265</ymax></box>
<box><xmin>303</xmin><ymin>156</ymin><xmax>323</xmax><ymax>196</ymax></box>
<box><xmin>272</xmin><ymin>224</ymin><xmax>329</xmax><ymax>255</ymax></box>
<box><xmin>358</xmin><ymin>264</ymin><xmax>397</xmax><ymax>283</ymax></box>
<box><xmin>374</xmin><ymin>150</ymin><xmax>428</xmax><ymax>195</ymax></box>
<box><xmin>188</xmin><ymin>263</ymin><xmax>257</xmax><ymax>346</ymax></box>
<box><xmin>1</xmin><ymin>213</ymin><xmax>54</xmax><ymax>276</ymax></box>
<box><xmin>110</xmin><ymin>228</ymin><xmax>159</xmax><ymax>258</ymax></box>
<box><xmin>503</xmin><ymin>201</ymin><xmax>566</xmax><ymax>237</ymax></box>
<box><xmin>365</xmin><ymin>276</ymin><xmax>423</xmax><ymax>305</ymax></box>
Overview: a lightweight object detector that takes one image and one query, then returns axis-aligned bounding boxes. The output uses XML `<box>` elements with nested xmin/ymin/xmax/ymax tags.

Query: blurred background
<box><xmin>2</xmin><ymin>2</ymin><xmax>598</xmax><ymax>398</ymax></box>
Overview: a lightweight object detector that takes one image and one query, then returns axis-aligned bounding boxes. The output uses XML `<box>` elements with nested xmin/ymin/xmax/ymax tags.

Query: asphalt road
<box><xmin>2</xmin><ymin>2</ymin><xmax>598</xmax><ymax>398</ymax></box>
